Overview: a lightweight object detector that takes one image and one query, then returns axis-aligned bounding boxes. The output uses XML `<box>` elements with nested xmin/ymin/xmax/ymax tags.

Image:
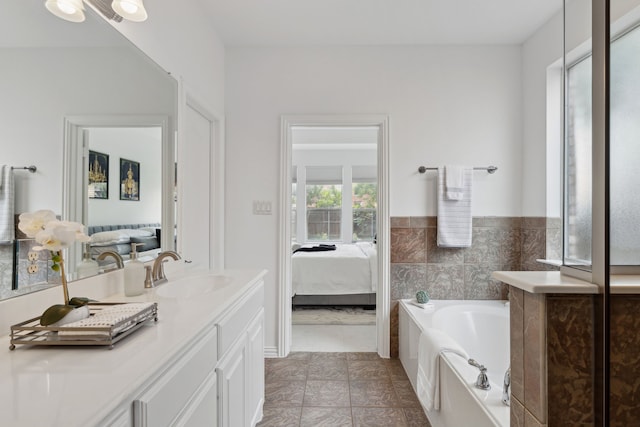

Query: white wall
<box><xmin>1</xmin><ymin>47</ymin><xmax>174</xmax><ymax>215</ymax></box>
<box><xmin>224</xmin><ymin>45</ymin><xmax>523</xmax><ymax>351</ymax></box>
<box><xmin>102</xmin><ymin>2</ymin><xmax>226</xmax><ymax>117</ymax></box>
<box><xmin>293</xmin><ymin>148</ymin><xmax>377</xmax><ymax>170</ymax></box>
<box><xmin>87</xmin><ymin>127</ymin><xmax>162</xmax><ymax>226</ymax></box>
<box><xmin>521</xmin><ymin>12</ymin><xmax>563</xmax><ymax>217</ymax></box>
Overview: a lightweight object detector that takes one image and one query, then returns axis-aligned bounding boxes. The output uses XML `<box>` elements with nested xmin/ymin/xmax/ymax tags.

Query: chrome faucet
<box><xmin>468</xmin><ymin>359</ymin><xmax>491</xmax><ymax>390</ymax></box>
<box><xmin>152</xmin><ymin>251</ymin><xmax>181</xmax><ymax>285</ymax></box>
<box><xmin>96</xmin><ymin>251</ymin><xmax>124</xmax><ymax>269</ymax></box>
<box><xmin>502</xmin><ymin>367</ymin><xmax>511</xmax><ymax>406</ymax></box>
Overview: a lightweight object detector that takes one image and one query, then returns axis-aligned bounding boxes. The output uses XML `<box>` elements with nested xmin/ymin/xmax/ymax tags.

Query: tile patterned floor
<box><xmin>257</xmin><ymin>352</ymin><xmax>431</xmax><ymax>427</ymax></box>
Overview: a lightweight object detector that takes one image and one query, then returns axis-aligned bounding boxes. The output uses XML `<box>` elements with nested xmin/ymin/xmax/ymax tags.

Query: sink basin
<box><xmin>156</xmin><ymin>274</ymin><xmax>233</xmax><ymax>298</ymax></box>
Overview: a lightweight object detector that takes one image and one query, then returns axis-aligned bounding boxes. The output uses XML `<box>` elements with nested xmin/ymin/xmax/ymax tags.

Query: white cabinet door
<box><xmin>133</xmin><ymin>327</ymin><xmax>217</xmax><ymax>426</ymax></box>
<box><xmin>174</xmin><ymin>370</ymin><xmax>218</xmax><ymax>427</ymax></box>
<box><xmin>246</xmin><ymin>309</ymin><xmax>264</xmax><ymax>426</ymax></box>
<box><xmin>217</xmin><ymin>340</ymin><xmax>246</xmax><ymax>427</ymax></box>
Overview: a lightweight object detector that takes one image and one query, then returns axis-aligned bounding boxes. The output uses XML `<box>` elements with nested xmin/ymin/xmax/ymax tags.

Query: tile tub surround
<box><xmin>258</xmin><ymin>352</ymin><xmax>431</xmax><ymax>427</ymax></box>
<box><xmin>509</xmin><ymin>288</ymin><xmax>640</xmax><ymax>426</ymax></box>
<box><xmin>389</xmin><ymin>216</ymin><xmax>558</xmax><ymax>357</ymax></box>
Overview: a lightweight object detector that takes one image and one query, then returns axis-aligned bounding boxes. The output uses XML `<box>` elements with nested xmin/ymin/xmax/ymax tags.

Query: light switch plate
<box><xmin>253</xmin><ymin>200</ymin><xmax>272</xmax><ymax>215</ymax></box>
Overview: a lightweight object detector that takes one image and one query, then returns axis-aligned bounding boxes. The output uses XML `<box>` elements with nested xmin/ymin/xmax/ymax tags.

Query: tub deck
<box><xmin>399</xmin><ymin>299</ymin><xmax>510</xmax><ymax>427</ymax></box>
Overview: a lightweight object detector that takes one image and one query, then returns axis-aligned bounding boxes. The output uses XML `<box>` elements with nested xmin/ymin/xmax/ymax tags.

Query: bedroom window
<box><xmin>305</xmin><ymin>166</ymin><xmax>343</xmax><ymax>241</ymax></box>
<box><xmin>306</xmin><ymin>184</ymin><xmax>342</xmax><ymax>241</ymax></box>
<box><xmin>352</xmin><ymin>182</ymin><xmax>377</xmax><ymax>242</ymax></box>
<box><xmin>292</xmin><ymin>182</ymin><xmax>297</xmax><ymax>242</ymax></box>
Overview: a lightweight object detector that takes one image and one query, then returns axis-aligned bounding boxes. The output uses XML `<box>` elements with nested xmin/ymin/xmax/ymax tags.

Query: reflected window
<box><xmin>564</xmin><ymin>23</ymin><xmax>640</xmax><ymax>267</ymax></box>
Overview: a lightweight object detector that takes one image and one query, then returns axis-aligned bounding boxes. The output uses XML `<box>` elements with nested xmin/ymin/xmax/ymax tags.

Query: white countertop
<box><xmin>492</xmin><ymin>271</ymin><xmax>640</xmax><ymax>294</ymax></box>
<box><xmin>0</xmin><ymin>268</ymin><xmax>267</xmax><ymax>427</ymax></box>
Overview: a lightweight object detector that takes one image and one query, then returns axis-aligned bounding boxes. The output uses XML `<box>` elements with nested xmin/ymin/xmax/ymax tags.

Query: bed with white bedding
<box><xmin>292</xmin><ymin>242</ymin><xmax>377</xmax><ymax>306</ymax></box>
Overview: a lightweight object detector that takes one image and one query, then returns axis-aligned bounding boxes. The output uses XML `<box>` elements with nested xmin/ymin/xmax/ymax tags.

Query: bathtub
<box><xmin>399</xmin><ymin>299</ymin><xmax>510</xmax><ymax>427</ymax></box>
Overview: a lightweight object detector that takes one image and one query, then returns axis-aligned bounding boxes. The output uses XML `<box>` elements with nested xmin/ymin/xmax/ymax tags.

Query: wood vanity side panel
<box><xmin>523</xmin><ymin>292</ymin><xmax>547</xmax><ymax>423</ymax></box>
<box><xmin>546</xmin><ymin>295</ymin><xmax>594</xmax><ymax>426</ymax></box>
<box><xmin>510</xmin><ymin>286</ymin><xmax>525</xmax><ymax>403</ymax></box>
<box><xmin>610</xmin><ymin>296</ymin><xmax>640</xmax><ymax>426</ymax></box>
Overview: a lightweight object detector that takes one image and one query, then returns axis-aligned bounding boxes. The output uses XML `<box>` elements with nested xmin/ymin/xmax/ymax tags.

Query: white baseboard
<box><xmin>264</xmin><ymin>346</ymin><xmax>279</xmax><ymax>358</ymax></box>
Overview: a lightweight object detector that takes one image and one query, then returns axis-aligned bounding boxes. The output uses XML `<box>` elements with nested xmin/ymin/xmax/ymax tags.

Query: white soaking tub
<box><xmin>399</xmin><ymin>299</ymin><xmax>510</xmax><ymax>427</ymax></box>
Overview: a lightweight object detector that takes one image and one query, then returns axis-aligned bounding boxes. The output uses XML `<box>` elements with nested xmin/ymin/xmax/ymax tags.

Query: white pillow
<box><xmin>140</xmin><ymin>227</ymin><xmax>159</xmax><ymax>234</ymax></box>
<box><xmin>90</xmin><ymin>229</ymin><xmax>153</xmax><ymax>246</ymax></box>
<box><xmin>120</xmin><ymin>229</ymin><xmax>154</xmax><ymax>238</ymax></box>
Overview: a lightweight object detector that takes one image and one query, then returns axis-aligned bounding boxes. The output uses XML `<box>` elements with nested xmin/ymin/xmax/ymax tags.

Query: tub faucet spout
<box><xmin>502</xmin><ymin>367</ymin><xmax>511</xmax><ymax>406</ymax></box>
<box><xmin>468</xmin><ymin>359</ymin><xmax>491</xmax><ymax>390</ymax></box>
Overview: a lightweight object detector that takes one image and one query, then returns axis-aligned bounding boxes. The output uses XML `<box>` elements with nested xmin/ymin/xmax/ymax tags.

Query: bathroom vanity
<box><xmin>493</xmin><ymin>271</ymin><xmax>640</xmax><ymax>427</ymax></box>
<box><xmin>0</xmin><ymin>268</ymin><xmax>266</xmax><ymax>427</ymax></box>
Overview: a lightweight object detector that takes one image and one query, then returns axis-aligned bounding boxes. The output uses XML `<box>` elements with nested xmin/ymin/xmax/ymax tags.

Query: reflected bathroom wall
<box><xmin>0</xmin><ymin>3</ymin><xmax>176</xmax><ymax>300</ymax></box>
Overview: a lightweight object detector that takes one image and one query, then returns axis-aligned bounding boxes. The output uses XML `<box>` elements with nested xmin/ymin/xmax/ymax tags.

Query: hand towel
<box><xmin>416</xmin><ymin>328</ymin><xmax>469</xmax><ymax>412</ymax></box>
<box><xmin>437</xmin><ymin>166</ymin><xmax>473</xmax><ymax>248</ymax></box>
<box><xmin>0</xmin><ymin>165</ymin><xmax>15</xmax><ymax>243</ymax></box>
<box><xmin>445</xmin><ymin>165</ymin><xmax>465</xmax><ymax>200</ymax></box>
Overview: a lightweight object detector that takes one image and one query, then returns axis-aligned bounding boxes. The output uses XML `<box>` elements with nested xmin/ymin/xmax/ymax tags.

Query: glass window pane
<box><xmin>291</xmin><ymin>182</ymin><xmax>297</xmax><ymax>242</ymax></box>
<box><xmin>352</xmin><ymin>182</ymin><xmax>377</xmax><ymax>242</ymax></box>
<box><xmin>306</xmin><ymin>184</ymin><xmax>342</xmax><ymax>241</ymax></box>
<box><xmin>610</xmin><ymin>25</ymin><xmax>640</xmax><ymax>265</ymax></box>
<box><xmin>565</xmin><ymin>56</ymin><xmax>593</xmax><ymax>266</ymax></box>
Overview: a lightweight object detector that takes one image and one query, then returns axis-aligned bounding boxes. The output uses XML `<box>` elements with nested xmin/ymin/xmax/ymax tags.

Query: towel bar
<box><xmin>11</xmin><ymin>165</ymin><xmax>37</xmax><ymax>173</ymax></box>
<box><xmin>418</xmin><ymin>165</ymin><xmax>497</xmax><ymax>174</ymax></box>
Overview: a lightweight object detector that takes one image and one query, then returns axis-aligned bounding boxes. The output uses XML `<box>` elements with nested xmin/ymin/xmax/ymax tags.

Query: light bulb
<box><xmin>119</xmin><ymin>1</ymin><xmax>138</xmax><ymax>14</ymax></box>
<box><xmin>56</xmin><ymin>0</ymin><xmax>78</xmax><ymax>15</ymax></box>
<box><xmin>111</xmin><ymin>0</ymin><xmax>147</xmax><ymax>22</ymax></box>
<box><xmin>45</xmin><ymin>0</ymin><xmax>85</xmax><ymax>22</ymax></box>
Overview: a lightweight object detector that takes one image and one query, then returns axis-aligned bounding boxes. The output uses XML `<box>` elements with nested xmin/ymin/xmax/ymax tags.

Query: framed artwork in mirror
<box><xmin>120</xmin><ymin>158</ymin><xmax>140</xmax><ymax>201</ymax></box>
<box><xmin>88</xmin><ymin>150</ymin><xmax>109</xmax><ymax>199</ymax></box>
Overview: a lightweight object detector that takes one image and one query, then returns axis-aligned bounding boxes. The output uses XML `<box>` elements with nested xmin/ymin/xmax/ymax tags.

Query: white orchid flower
<box><xmin>18</xmin><ymin>210</ymin><xmax>57</xmax><ymax>238</ymax></box>
<box><xmin>32</xmin><ymin>220</ymin><xmax>90</xmax><ymax>251</ymax></box>
<box><xmin>18</xmin><ymin>211</ymin><xmax>90</xmax><ymax>307</ymax></box>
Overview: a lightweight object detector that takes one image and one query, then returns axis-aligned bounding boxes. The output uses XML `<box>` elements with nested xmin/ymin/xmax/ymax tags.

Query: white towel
<box><xmin>445</xmin><ymin>165</ymin><xmax>465</xmax><ymax>200</ymax></box>
<box><xmin>0</xmin><ymin>165</ymin><xmax>15</xmax><ymax>243</ymax></box>
<box><xmin>58</xmin><ymin>302</ymin><xmax>155</xmax><ymax>339</ymax></box>
<box><xmin>437</xmin><ymin>166</ymin><xmax>472</xmax><ymax>248</ymax></box>
<box><xmin>416</xmin><ymin>328</ymin><xmax>469</xmax><ymax>412</ymax></box>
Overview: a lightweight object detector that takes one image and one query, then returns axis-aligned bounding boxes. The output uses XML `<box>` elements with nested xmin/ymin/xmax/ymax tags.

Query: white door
<box><xmin>179</xmin><ymin>102</ymin><xmax>213</xmax><ymax>269</ymax></box>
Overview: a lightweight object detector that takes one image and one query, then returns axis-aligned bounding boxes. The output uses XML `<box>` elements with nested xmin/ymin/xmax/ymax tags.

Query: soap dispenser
<box><xmin>124</xmin><ymin>242</ymin><xmax>145</xmax><ymax>296</ymax></box>
<box><xmin>76</xmin><ymin>243</ymin><xmax>99</xmax><ymax>279</ymax></box>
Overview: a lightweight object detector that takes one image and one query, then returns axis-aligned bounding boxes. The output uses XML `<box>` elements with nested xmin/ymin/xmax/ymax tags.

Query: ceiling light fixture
<box><xmin>111</xmin><ymin>0</ymin><xmax>147</xmax><ymax>22</ymax></box>
<box><xmin>44</xmin><ymin>0</ymin><xmax>147</xmax><ymax>23</ymax></box>
<box><xmin>45</xmin><ymin>0</ymin><xmax>86</xmax><ymax>23</ymax></box>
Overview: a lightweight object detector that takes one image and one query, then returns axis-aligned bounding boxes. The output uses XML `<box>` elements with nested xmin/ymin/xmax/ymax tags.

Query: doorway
<box><xmin>278</xmin><ymin>115</ymin><xmax>390</xmax><ymax>357</ymax></box>
<box><xmin>63</xmin><ymin>115</ymin><xmax>173</xmax><ymax>277</ymax></box>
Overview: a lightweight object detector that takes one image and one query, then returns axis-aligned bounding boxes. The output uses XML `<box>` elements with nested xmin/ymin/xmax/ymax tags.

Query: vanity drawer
<box><xmin>133</xmin><ymin>326</ymin><xmax>218</xmax><ymax>427</ymax></box>
<box><xmin>217</xmin><ymin>280</ymin><xmax>264</xmax><ymax>357</ymax></box>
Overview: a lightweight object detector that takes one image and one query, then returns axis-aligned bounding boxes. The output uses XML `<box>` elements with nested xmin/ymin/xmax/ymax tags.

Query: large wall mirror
<box><xmin>0</xmin><ymin>2</ymin><xmax>177</xmax><ymax>301</ymax></box>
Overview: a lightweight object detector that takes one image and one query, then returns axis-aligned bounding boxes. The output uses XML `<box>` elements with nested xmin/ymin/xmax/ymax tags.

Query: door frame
<box><xmin>278</xmin><ymin>114</ymin><xmax>390</xmax><ymax>358</ymax></box>
<box><xmin>63</xmin><ymin>115</ymin><xmax>173</xmax><ymax>273</ymax></box>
